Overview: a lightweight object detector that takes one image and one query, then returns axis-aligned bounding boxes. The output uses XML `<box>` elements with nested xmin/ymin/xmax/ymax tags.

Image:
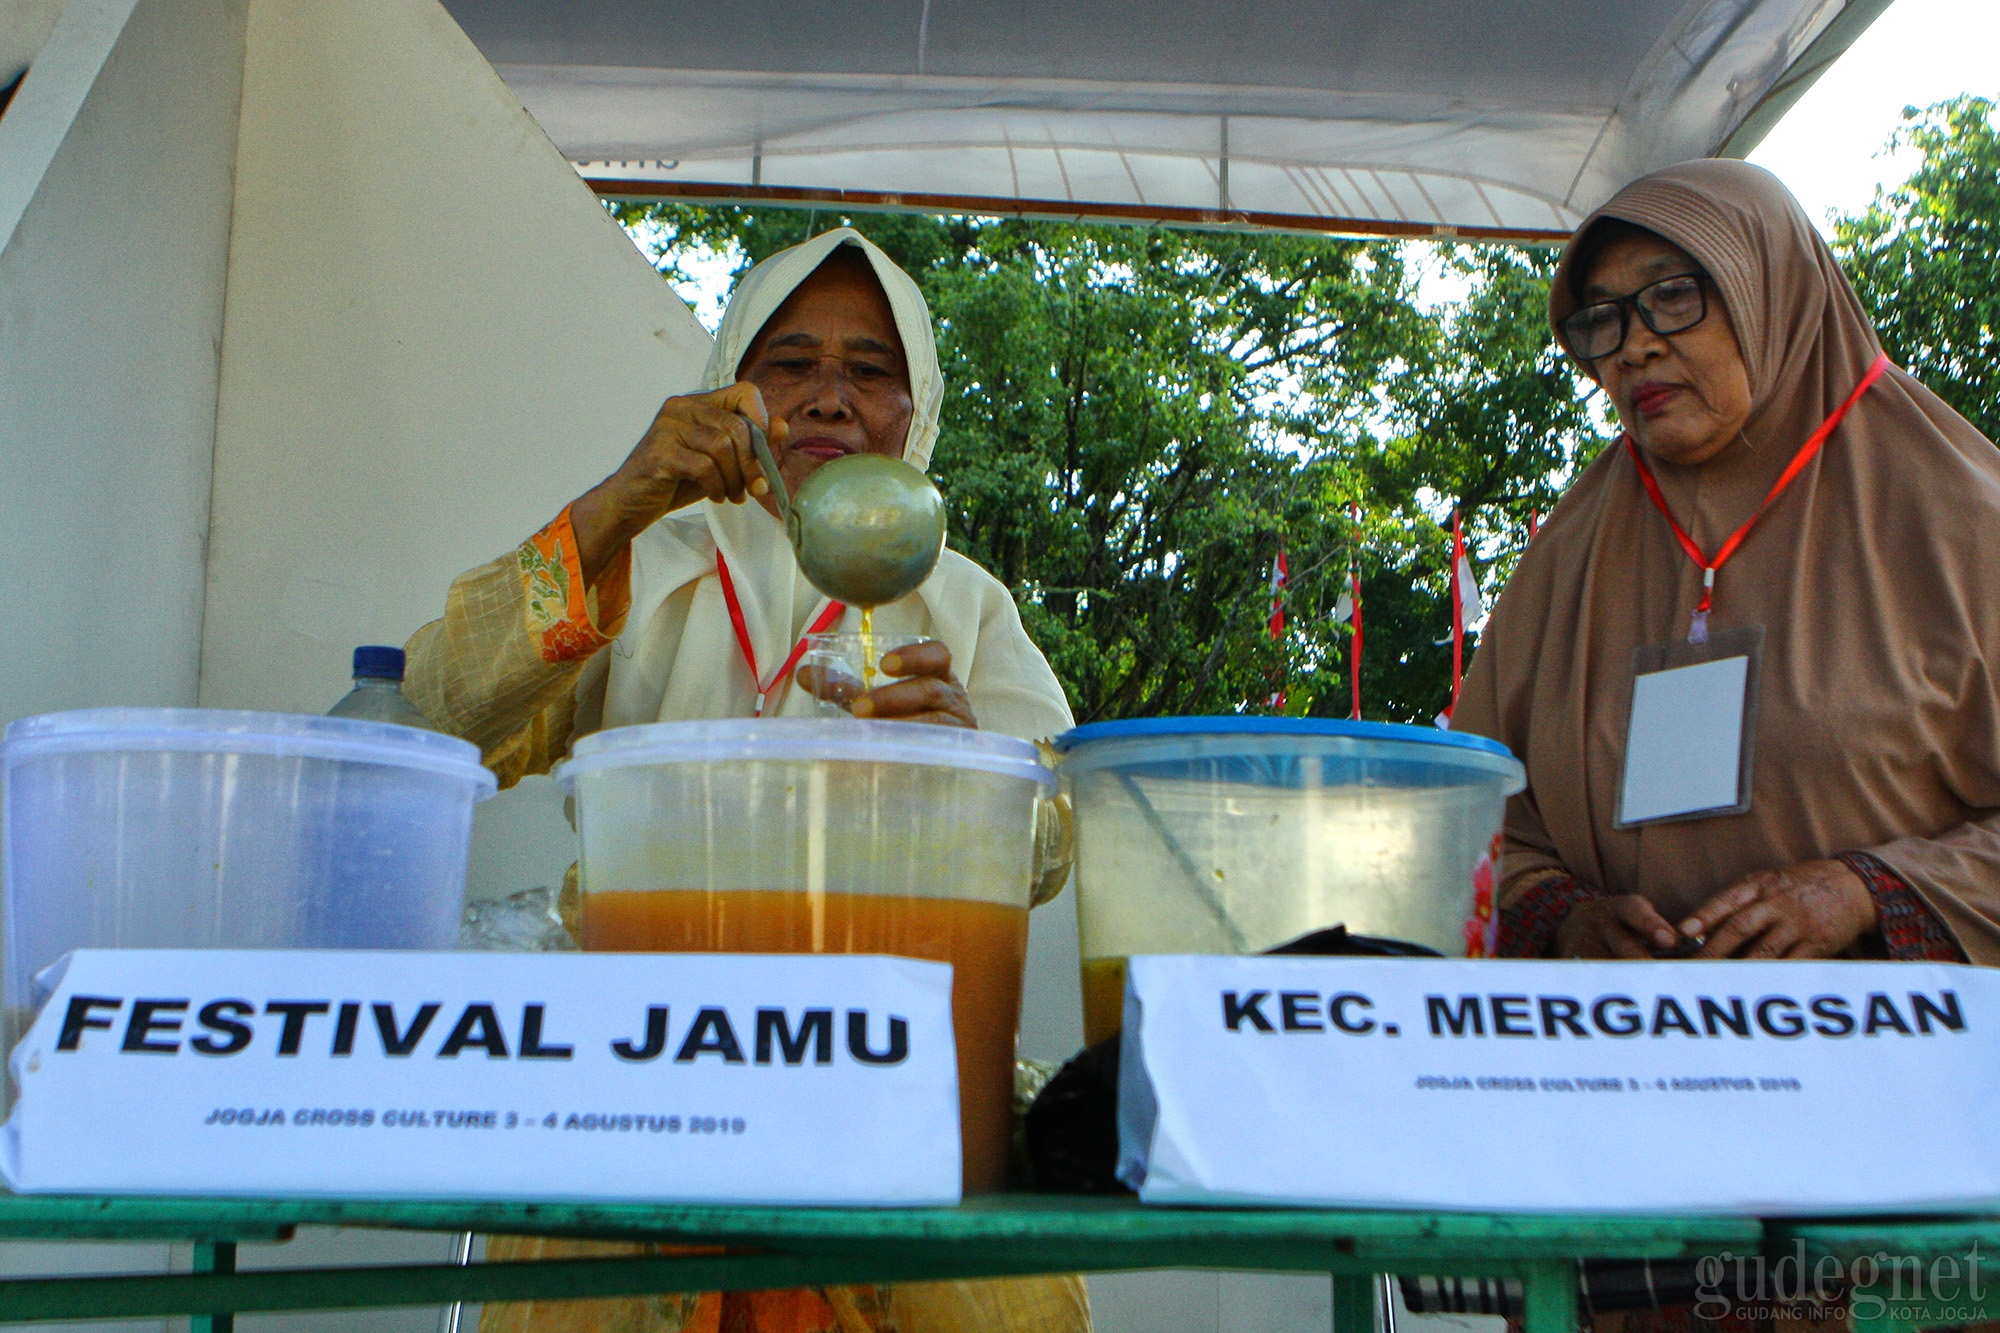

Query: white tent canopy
<box><xmin>445</xmin><ymin>0</ymin><xmax>1895</xmax><ymax>241</ymax></box>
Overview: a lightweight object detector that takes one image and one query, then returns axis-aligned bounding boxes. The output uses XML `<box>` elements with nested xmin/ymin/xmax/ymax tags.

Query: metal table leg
<box><xmin>1333</xmin><ymin>1272</ymin><xmax>1376</xmax><ymax>1333</ymax></box>
<box><xmin>1518</xmin><ymin>1258</ymin><xmax>1577</xmax><ymax>1333</ymax></box>
<box><xmin>190</xmin><ymin>1241</ymin><xmax>236</xmax><ymax>1333</ymax></box>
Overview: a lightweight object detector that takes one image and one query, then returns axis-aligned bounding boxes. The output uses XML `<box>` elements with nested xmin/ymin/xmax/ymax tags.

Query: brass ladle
<box><xmin>746</xmin><ymin>419</ymin><xmax>946</xmax><ymax>609</ymax></box>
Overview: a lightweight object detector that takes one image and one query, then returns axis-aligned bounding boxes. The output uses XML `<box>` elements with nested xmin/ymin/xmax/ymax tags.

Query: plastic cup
<box><xmin>797</xmin><ymin>631</ymin><xmax>926</xmax><ymax>715</ymax></box>
<box><xmin>558</xmin><ymin>718</ymin><xmax>1053</xmax><ymax>1193</ymax></box>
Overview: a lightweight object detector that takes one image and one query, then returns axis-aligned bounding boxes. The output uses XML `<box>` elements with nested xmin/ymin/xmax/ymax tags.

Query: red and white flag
<box><xmin>1267</xmin><ymin>549</ymin><xmax>1289</xmax><ymax>639</ymax></box>
<box><xmin>1455</xmin><ymin>547</ymin><xmax>1487</xmax><ymax>632</ymax></box>
<box><xmin>1265</xmin><ymin>548</ymin><xmax>1289</xmax><ymax>710</ymax></box>
<box><xmin>1436</xmin><ymin>511</ymin><xmax>1486</xmax><ymax>729</ymax></box>
<box><xmin>1337</xmin><ymin>503</ymin><xmax>1364</xmax><ymax>719</ymax></box>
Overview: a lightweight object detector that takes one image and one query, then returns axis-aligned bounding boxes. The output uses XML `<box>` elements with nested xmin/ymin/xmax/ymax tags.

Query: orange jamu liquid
<box><xmin>582</xmin><ymin>888</ymin><xmax>1029</xmax><ymax>1194</ymax></box>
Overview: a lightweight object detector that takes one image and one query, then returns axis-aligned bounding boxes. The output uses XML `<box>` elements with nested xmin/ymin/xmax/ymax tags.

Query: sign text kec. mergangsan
<box><xmin>1218</xmin><ymin>986</ymin><xmax>1966</xmax><ymax>1040</ymax></box>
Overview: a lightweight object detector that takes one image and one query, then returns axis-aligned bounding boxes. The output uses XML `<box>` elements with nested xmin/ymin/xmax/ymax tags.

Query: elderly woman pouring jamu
<box><xmin>403</xmin><ymin>229</ymin><xmax>1085</xmax><ymax>1332</ymax></box>
<box><xmin>1456</xmin><ymin>160</ymin><xmax>2000</xmax><ymax>966</ymax></box>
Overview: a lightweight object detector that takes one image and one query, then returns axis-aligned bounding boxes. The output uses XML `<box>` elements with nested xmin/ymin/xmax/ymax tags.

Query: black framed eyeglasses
<box><xmin>1559</xmin><ymin>273</ymin><xmax>1710</xmax><ymax>360</ymax></box>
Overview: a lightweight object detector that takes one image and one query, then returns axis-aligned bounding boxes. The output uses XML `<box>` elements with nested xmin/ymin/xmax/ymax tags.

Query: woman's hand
<box><xmin>1554</xmin><ymin>894</ymin><xmax>1685</xmax><ymax>959</ymax></box>
<box><xmin>570</xmin><ymin>383</ymin><xmax>782</xmax><ymax>584</ymax></box>
<box><xmin>798</xmin><ymin>641</ymin><xmax>976</xmax><ymax>729</ymax></box>
<box><xmin>1679</xmin><ymin>859</ymin><xmax>1877</xmax><ymax>959</ymax></box>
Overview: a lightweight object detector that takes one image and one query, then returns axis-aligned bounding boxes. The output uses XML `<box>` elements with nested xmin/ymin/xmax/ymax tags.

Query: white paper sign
<box><xmin>4</xmin><ymin>949</ymin><xmax>960</xmax><ymax>1205</ymax></box>
<box><xmin>1118</xmin><ymin>956</ymin><xmax>2000</xmax><ymax>1215</ymax></box>
<box><xmin>1620</xmin><ymin>655</ymin><xmax>1748</xmax><ymax>823</ymax></box>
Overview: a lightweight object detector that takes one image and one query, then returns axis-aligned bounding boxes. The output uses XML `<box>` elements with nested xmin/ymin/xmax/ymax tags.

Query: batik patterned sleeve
<box><xmin>1496</xmin><ymin>871</ymin><xmax>1604</xmax><ymax>958</ymax></box>
<box><xmin>1837</xmin><ymin>851</ymin><xmax>1970</xmax><ymax>962</ymax></box>
<box><xmin>403</xmin><ymin>506</ymin><xmax>630</xmax><ymax>788</ymax></box>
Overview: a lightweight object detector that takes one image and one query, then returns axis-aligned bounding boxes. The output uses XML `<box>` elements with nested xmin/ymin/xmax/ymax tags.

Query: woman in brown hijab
<box><xmin>1455</xmin><ymin>158</ymin><xmax>2000</xmax><ymax>965</ymax></box>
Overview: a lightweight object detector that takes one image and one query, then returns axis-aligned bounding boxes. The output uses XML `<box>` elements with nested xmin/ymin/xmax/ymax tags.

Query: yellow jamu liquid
<box><xmin>860</xmin><ymin>605</ymin><xmax>876</xmax><ymax>689</ymax></box>
<box><xmin>1080</xmin><ymin>955</ymin><xmax>1129</xmax><ymax>1047</ymax></box>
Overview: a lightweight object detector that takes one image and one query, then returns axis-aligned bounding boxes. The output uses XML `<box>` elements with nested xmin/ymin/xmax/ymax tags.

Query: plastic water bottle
<box><xmin>327</xmin><ymin>646</ymin><xmax>436</xmax><ymax>729</ymax></box>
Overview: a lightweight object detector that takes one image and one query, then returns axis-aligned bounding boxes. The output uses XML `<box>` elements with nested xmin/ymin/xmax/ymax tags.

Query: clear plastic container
<box><xmin>0</xmin><ymin>708</ymin><xmax>498</xmax><ymax>1041</ymax></box>
<box><xmin>1053</xmin><ymin>717</ymin><xmax>1526</xmax><ymax>1045</ymax></box>
<box><xmin>557</xmin><ymin>718</ymin><xmax>1055</xmax><ymax>1194</ymax></box>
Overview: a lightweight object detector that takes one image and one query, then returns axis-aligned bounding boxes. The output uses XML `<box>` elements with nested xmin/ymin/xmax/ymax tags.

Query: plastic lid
<box><xmin>1054</xmin><ymin>714</ymin><xmax>1517</xmax><ymax>759</ymax></box>
<box><xmin>352</xmin><ymin>645</ymin><xmax>406</xmax><ymax>680</ymax></box>
<box><xmin>1052</xmin><ymin>715</ymin><xmax>1524</xmax><ymax>794</ymax></box>
<box><xmin>558</xmin><ymin>718</ymin><xmax>1055</xmax><ymax>790</ymax></box>
<box><xmin>0</xmin><ymin>708</ymin><xmax>497</xmax><ymax>796</ymax></box>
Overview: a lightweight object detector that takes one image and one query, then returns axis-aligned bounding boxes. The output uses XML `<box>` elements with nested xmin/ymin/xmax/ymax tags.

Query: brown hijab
<box><xmin>1454</xmin><ymin>158</ymin><xmax>2000</xmax><ymax>962</ymax></box>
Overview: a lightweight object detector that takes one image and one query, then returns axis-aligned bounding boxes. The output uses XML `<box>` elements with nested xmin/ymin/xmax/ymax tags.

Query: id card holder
<box><xmin>1614</xmin><ymin>625</ymin><xmax>1762</xmax><ymax>828</ymax></box>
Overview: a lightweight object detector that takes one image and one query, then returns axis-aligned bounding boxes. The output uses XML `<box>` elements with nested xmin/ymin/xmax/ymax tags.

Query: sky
<box><xmin>1747</xmin><ymin>0</ymin><xmax>2000</xmax><ymax>232</ymax></box>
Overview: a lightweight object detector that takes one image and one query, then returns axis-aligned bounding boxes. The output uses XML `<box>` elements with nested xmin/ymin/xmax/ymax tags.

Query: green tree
<box><xmin>1332</xmin><ymin>246</ymin><xmax>1604</xmax><ymax>719</ymax></box>
<box><xmin>614</xmin><ymin>205</ymin><xmax>1602</xmax><ymax>724</ymax></box>
<box><xmin>1835</xmin><ymin>95</ymin><xmax>2000</xmax><ymax>439</ymax></box>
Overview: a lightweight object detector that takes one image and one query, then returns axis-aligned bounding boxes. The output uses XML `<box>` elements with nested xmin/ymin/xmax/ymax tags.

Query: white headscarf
<box><xmin>697</xmin><ymin>227</ymin><xmax>943</xmax><ymax>471</ymax></box>
<box><xmin>593</xmin><ymin>229</ymin><xmax>1073</xmax><ymax>742</ymax></box>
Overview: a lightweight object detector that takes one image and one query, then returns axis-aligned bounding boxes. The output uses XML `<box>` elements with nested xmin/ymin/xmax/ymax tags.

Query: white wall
<box><xmin>0</xmin><ymin>0</ymin><xmax>65</xmax><ymax>88</ymax></box>
<box><xmin>0</xmin><ymin>2</ymin><xmax>245</xmax><ymax>1319</ymax></box>
<box><xmin>198</xmin><ymin>0</ymin><xmax>712</xmax><ymax>720</ymax></box>
<box><xmin>0</xmin><ymin>0</ymin><xmax>244</xmax><ymax>728</ymax></box>
<box><xmin>1020</xmin><ymin>878</ymin><xmax>1085</xmax><ymax>1062</ymax></box>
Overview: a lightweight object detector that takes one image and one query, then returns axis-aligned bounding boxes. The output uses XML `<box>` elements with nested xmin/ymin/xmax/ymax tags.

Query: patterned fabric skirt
<box><xmin>476</xmin><ymin>1236</ymin><xmax>1092</xmax><ymax>1333</ymax></box>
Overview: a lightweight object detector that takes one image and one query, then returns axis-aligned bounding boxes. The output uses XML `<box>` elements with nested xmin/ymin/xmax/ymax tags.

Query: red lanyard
<box><xmin>1625</xmin><ymin>352</ymin><xmax>1889</xmax><ymax>643</ymax></box>
<box><xmin>715</xmin><ymin>551</ymin><xmax>846</xmax><ymax>716</ymax></box>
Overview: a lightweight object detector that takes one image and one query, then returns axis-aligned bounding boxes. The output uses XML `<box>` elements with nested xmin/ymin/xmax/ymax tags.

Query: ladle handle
<box><xmin>1115</xmin><ymin>771</ymin><xmax>1250</xmax><ymax>952</ymax></box>
<box><xmin>744</xmin><ymin>417</ymin><xmax>790</xmax><ymax>522</ymax></box>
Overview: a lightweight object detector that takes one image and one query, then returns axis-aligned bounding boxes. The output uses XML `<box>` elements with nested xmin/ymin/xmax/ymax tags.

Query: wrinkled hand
<box><xmin>798</xmin><ymin>641</ymin><xmax>977</xmax><ymax>729</ymax></box>
<box><xmin>1678</xmin><ymin>859</ymin><xmax>1877</xmax><ymax>960</ymax></box>
<box><xmin>1554</xmin><ymin>894</ymin><xmax>1686</xmax><ymax>959</ymax></box>
<box><xmin>571</xmin><ymin>383</ymin><xmax>781</xmax><ymax>583</ymax></box>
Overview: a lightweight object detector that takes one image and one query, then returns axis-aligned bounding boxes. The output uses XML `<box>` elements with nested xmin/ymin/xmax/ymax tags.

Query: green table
<box><xmin>1772</xmin><ymin>1217</ymin><xmax>2000</xmax><ymax>1333</ymax></box>
<box><xmin>0</xmin><ymin>1194</ymin><xmax>1757</xmax><ymax>1330</ymax></box>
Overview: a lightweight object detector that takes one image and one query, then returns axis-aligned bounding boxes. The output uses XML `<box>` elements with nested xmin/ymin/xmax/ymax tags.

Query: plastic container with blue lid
<box><xmin>1051</xmin><ymin>717</ymin><xmax>1525</xmax><ymax>1044</ymax></box>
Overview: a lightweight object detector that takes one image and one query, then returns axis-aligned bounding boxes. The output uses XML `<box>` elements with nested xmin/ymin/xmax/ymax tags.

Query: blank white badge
<box><xmin>1618</xmin><ymin>655</ymin><xmax>1749</xmax><ymax>825</ymax></box>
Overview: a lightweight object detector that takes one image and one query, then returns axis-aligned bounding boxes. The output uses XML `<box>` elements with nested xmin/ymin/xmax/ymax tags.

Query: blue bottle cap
<box><xmin>352</xmin><ymin>645</ymin><xmax>406</xmax><ymax>681</ymax></box>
